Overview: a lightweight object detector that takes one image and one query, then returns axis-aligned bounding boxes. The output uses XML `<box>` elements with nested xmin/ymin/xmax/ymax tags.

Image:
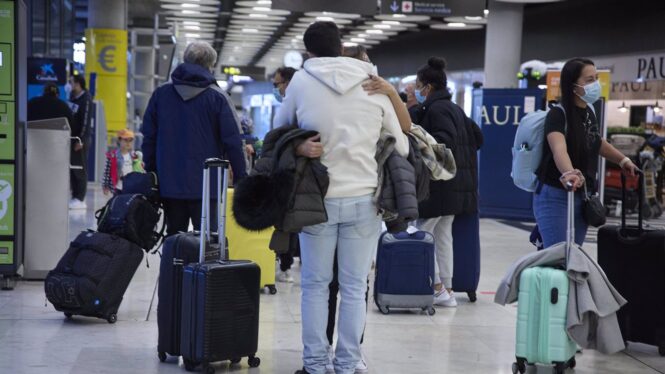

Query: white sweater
<box><xmin>274</xmin><ymin>57</ymin><xmax>409</xmax><ymax>198</ymax></box>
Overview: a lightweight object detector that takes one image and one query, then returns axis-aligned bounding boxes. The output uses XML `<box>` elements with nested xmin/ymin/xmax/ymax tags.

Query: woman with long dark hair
<box><xmin>535</xmin><ymin>58</ymin><xmax>638</xmax><ymax>248</ymax></box>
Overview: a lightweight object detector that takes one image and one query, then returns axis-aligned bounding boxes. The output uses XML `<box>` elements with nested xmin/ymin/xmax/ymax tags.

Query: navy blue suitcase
<box><xmin>179</xmin><ymin>159</ymin><xmax>261</xmax><ymax>372</ymax></box>
<box><xmin>374</xmin><ymin>231</ymin><xmax>436</xmax><ymax>315</ymax></box>
<box><xmin>451</xmin><ymin>213</ymin><xmax>481</xmax><ymax>302</ymax></box>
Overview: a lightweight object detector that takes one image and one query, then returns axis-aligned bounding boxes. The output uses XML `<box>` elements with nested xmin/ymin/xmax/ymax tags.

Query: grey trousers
<box><xmin>416</xmin><ymin>215</ymin><xmax>455</xmax><ymax>288</ymax></box>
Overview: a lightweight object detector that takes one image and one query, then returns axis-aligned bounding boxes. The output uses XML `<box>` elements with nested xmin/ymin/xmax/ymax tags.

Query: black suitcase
<box><xmin>597</xmin><ymin>172</ymin><xmax>665</xmax><ymax>356</ymax></box>
<box><xmin>44</xmin><ymin>231</ymin><xmax>144</xmax><ymax>323</ymax></box>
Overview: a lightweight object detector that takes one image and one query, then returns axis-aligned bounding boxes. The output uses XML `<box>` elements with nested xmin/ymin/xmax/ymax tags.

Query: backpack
<box><xmin>96</xmin><ymin>194</ymin><xmax>163</xmax><ymax>251</ymax></box>
<box><xmin>511</xmin><ymin>103</ymin><xmax>596</xmax><ymax>192</ymax></box>
<box><xmin>121</xmin><ymin>172</ymin><xmax>159</xmax><ymax>202</ymax></box>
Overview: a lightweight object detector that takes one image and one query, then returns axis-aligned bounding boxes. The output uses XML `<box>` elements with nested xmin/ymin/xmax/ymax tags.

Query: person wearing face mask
<box><xmin>534</xmin><ymin>58</ymin><xmax>638</xmax><ymax>248</ymax></box>
<box><xmin>67</xmin><ymin>74</ymin><xmax>93</xmax><ymax>209</ymax></box>
<box><xmin>273</xmin><ymin>67</ymin><xmax>297</xmax><ymax>104</ymax></box>
<box><xmin>410</xmin><ymin>57</ymin><xmax>483</xmax><ymax>308</ymax></box>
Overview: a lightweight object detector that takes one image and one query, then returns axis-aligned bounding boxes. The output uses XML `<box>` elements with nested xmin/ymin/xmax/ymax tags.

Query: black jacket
<box><xmin>28</xmin><ymin>95</ymin><xmax>75</xmax><ymax>127</ymax></box>
<box><xmin>411</xmin><ymin>90</ymin><xmax>483</xmax><ymax>218</ymax></box>
<box><xmin>232</xmin><ymin>125</ymin><xmax>329</xmax><ymax>253</ymax></box>
<box><xmin>70</xmin><ymin>90</ymin><xmax>93</xmax><ymax>145</ymax></box>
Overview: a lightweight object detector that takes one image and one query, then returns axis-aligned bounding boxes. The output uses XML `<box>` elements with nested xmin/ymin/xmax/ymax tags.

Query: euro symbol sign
<box><xmin>98</xmin><ymin>46</ymin><xmax>117</xmax><ymax>73</ymax></box>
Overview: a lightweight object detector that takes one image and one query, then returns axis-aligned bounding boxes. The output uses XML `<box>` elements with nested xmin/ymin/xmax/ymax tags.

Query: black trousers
<box><xmin>163</xmin><ymin>198</ymin><xmax>218</xmax><ymax>237</ymax></box>
<box><xmin>278</xmin><ymin>233</ymin><xmax>300</xmax><ymax>272</ymax></box>
<box><xmin>326</xmin><ymin>252</ymin><xmax>369</xmax><ymax>346</ymax></box>
<box><xmin>70</xmin><ymin>145</ymin><xmax>88</xmax><ymax>201</ymax></box>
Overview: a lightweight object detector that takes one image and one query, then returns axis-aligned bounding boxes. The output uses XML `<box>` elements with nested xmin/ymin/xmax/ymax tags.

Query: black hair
<box><xmin>416</xmin><ymin>57</ymin><xmax>447</xmax><ymax>91</ymax></box>
<box><xmin>304</xmin><ymin>21</ymin><xmax>342</xmax><ymax>58</ymax></box>
<box><xmin>343</xmin><ymin>45</ymin><xmax>368</xmax><ymax>61</ymax></box>
<box><xmin>399</xmin><ymin>92</ymin><xmax>408</xmax><ymax>103</ymax></box>
<box><xmin>43</xmin><ymin>82</ymin><xmax>59</xmax><ymax>97</ymax></box>
<box><xmin>559</xmin><ymin>57</ymin><xmax>595</xmax><ymax>172</ymax></box>
<box><xmin>275</xmin><ymin>67</ymin><xmax>297</xmax><ymax>82</ymax></box>
<box><xmin>71</xmin><ymin>74</ymin><xmax>86</xmax><ymax>90</ymax></box>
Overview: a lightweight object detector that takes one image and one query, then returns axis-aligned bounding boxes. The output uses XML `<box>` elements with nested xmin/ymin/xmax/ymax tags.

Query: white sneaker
<box><xmin>69</xmin><ymin>199</ymin><xmax>87</xmax><ymax>210</ymax></box>
<box><xmin>325</xmin><ymin>345</ymin><xmax>334</xmax><ymax>373</ymax></box>
<box><xmin>433</xmin><ymin>289</ymin><xmax>457</xmax><ymax>307</ymax></box>
<box><xmin>276</xmin><ymin>270</ymin><xmax>295</xmax><ymax>283</ymax></box>
<box><xmin>355</xmin><ymin>350</ymin><xmax>368</xmax><ymax>373</ymax></box>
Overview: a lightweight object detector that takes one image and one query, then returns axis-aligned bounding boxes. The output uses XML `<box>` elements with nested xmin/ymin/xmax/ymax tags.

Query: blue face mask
<box><xmin>273</xmin><ymin>87</ymin><xmax>283</xmax><ymax>103</ymax></box>
<box><xmin>415</xmin><ymin>87</ymin><xmax>427</xmax><ymax>104</ymax></box>
<box><xmin>575</xmin><ymin>80</ymin><xmax>601</xmax><ymax>105</ymax></box>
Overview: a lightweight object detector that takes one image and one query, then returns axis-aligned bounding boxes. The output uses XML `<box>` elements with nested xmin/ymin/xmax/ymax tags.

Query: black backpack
<box><xmin>121</xmin><ymin>172</ymin><xmax>159</xmax><ymax>202</ymax></box>
<box><xmin>96</xmin><ymin>194</ymin><xmax>163</xmax><ymax>251</ymax></box>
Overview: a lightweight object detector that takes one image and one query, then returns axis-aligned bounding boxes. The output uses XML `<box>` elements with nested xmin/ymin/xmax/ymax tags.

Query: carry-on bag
<box><xmin>96</xmin><ymin>193</ymin><xmax>163</xmax><ymax>251</ymax></box>
<box><xmin>179</xmin><ymin>159</ymin><xmax>261</xmax><ymax>372</ymax></box>
<box><xmin>374</xmin><ymin>231</ymin><xmax>436</xmax><ymax>315</ymax></box>
<box><xmin>121</xmin><ymin>171</ymin><xmax>160</xmax><ymax>202</ymax></box>
<box><xmin>512</xmin><ymin>186</ymin><xmax>577</xmax><ymax>374</ymax></box>
<box><xmin>451</xmin><ymin>212</ymin><xmax>481</xmax><ymax>302</ymax></box>
<box><xmin>44</xmin><ymin>231</ymin><xmax>144</xmax><ymax>323</ymax></box>
<box><xmin>598</xmin><ymin>173</ymin><xmax>665</xmax><ymax>356</ymax></box>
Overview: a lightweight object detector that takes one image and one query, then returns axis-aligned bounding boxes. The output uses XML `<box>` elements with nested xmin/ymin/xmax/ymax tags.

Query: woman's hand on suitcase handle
<box><xmin>619</xmin><ymin>157</ymin><xmax>639</xmax><ymax>177</ymax></box>
<box><xmin>560</xmin><ymin>169</ymin><xmax>584</xmax><ymax>191</ymax></box>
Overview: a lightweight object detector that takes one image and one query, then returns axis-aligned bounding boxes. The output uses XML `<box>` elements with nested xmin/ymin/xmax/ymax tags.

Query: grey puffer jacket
<box><xmin>375</xmin><ymin>131</ymin><xmax>419</xmax><ymax>233</ymax></box>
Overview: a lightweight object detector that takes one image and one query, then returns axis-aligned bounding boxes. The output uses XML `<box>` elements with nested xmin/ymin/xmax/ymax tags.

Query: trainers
<box><xmin>295</xmin><ymin>369</ymin><xmax>310</xmax><ymax>374</ymax></box>
<box><xmin>277</xmin><ymin>270</ymin><xmax>295</xmax><ymax>283</ymax></box>
<box><xmin>433</xmin><ymin>289</ymin><xmax>458</xmax><ymax>307</ymax></box>
<box><xmin>325</xmin><ymin>345</ymin><xmax>334</xmax><ymax>373</ymax></box>
<box><xmin>355</xmin><ymin>350</ymin><xmax>369</xmax><ymax>373</ymax></box>
<box><xmin>68</xmin><ymin>199</ymin><xmax>87</xmax><ymax>210</ymax></box>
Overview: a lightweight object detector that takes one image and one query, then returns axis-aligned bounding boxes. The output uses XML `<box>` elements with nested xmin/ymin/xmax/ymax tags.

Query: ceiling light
<box><xmin>448</xmin><ymin>22</ymin><xmax>467</xmax><ymax>27</ymax></box>
<box><xmin>249</xmin><ymin>13</ymin><xmax>268</xmax><ymax>18</ymax></box>
<box><xmin>183</xmin><ymin>21</ymin><xmax>200</xmax><ymax>25</ymax></box>
<box><xmin>242</xmin><ymin>28</ymin><xmax>259</xmax><ymax>33</ymax></box>
<box><xmin>350</xmin><ymin>38</ymin><xmax>366</xmax><ymax>42</ymax></box>
<box><xmin>252</xmin><ymin>7</ymin><xmax>271</xmax><ymax>11</ymax></box>
<box><xmin>184</xmin><ymin>25</ymin><xmax>201</xmax><ymax>30</ymax></box>
<box><xmin>382</xmin><ymin>21</ymin><xmax>401</xmax><ymax>25</ymax></box>
<box><xmin>257</xmin><ymin>0</ymin><xmax>272</xmax><ymax>4</ymax></box>
<box><xmin>654</xmin><ymin>101</ymin><xmax>662</xmax><ymax>113</ymax></box>
<box><xmin>343</xmin><ymin>42</ymin><xmax>358</xmax><ymax>47</ymax></box>
<box><xmin>392</xmin><ymin>14</ymin><xmax>406</xmax><ymax>18</ymax></box>
<box><xmin>484</xmin><ymin>9</ymin><xmax>490</xmax><ymax>16</ymax></box>
<box><xmin>181</xmin><ymin>3</ymin><xmax>200</xmax><ymax>8</ymax></box>
<box><xmin>182</xmin><ymin>10</ymin><xmax>200</xmax><ymax>14</ymax></box>
<box><xmin>618</xmin><ymin>101</ymin><xmax>628</xmax><ymax>113</ymax></box>
<box><xmin>374</xmin><ymin>24</ymin><xmax>391</xmax><ymax>29</ymax></box>
<box><xmin>357</xmin><ymin>33</ymin><xmax>368</xmax><ymax>37</ymax></box>
<box><xmin>366</xmin><ymin>29</ymin><xmax>383</xmax><ymax>34</ymax></box>
<box><xmin>316</xmin><ymin>16</ymin><xmax>335</xmax><ymax>22</ymax></box>
<box><xmin>465</xmin><ymin>16</ymin><xmax>483</xmax><ymax>21</ymax></box>
<box><xmin>185</xmin><ymin>33</ymin><xmax>200</xmax><ymax>38</ymax></box>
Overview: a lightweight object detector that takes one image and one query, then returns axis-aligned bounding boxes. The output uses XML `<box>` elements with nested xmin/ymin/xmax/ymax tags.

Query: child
<box><xmin>103</xmin><ymin>129</ymin><xmax>145</xmax><ymax>195</ymax></box>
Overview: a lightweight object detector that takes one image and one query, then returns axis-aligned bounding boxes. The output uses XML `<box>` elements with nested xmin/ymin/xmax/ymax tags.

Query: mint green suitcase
<box><xmin>512</xmin><ymin>188</ymin><xmax>578</xmax><ymax>374</ymax></box>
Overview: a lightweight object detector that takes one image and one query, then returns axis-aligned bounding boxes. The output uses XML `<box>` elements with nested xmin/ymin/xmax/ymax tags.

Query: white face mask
<box><xmin>64</xmin><ymin>83</ymin><xmax>72</xmax><ymax>97</ymax></box>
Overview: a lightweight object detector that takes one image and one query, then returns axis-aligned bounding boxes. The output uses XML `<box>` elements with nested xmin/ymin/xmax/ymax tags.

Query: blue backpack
<box><xmin>511</xmin><ymin>103</ymin><xmax>596</xmax><ymax>192</ymax></box>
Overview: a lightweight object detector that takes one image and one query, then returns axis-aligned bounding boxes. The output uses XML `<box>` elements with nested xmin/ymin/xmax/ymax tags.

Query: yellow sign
<box><xmin>85</xmin><ymin>28</ymin><xmax>127</xmax><ymax>137</ymax></box>
<box><xmin>546</xmin><ymin>69</ymin><xmax>612</xmax><ymax>103</ymax></box>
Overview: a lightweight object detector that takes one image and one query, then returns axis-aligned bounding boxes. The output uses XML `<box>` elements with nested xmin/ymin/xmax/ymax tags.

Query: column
<box><xmin>483</xmin><ymin>0</ymin><xmax>524</xmax><ymax>88</ymax></box>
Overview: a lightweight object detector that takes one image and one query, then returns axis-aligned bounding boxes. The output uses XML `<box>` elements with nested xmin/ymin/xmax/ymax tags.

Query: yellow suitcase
<box><xmin>226</xmin><ymin>189</ymin><xmax>277</xmax><ymax>294</ymax></box>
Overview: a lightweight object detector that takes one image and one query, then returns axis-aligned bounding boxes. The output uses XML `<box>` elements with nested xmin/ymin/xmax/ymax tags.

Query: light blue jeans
<box><xmin>533</xmin><ymin>183</ymin><xmax>588</xmax><ymax>249</ymax></box>
<box><xmin>299</xmin><ymin>194</ymin><xmax>381</xmax><ymax>374</ymax></box>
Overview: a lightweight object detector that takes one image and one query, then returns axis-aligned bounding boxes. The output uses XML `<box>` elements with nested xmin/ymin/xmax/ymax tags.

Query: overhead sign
<box><xmin>592</xmin><ymin>52</ymin><xmax>665</xmax><ymax>83</ymax></box>
<box><xmin>27</xmin><ymin>58</ymin><xmax>68</xmax><ymax>85</ymax></box>
<box><xmin>610</xmin><ymin>80</ymin><xmax>665</xmax><ymax>100</ymax></box>
<box><xmin>272</xmin><ymin>0</ymin><xmax>377</xmax><ymax>15</ymax></box>
<box><xmin>380</xmin><ymin>0</ymin><xmax>485</xmax><ymax>16</ymax></box>
<box><xmin>221</xmin><ymin>65</ymin><xmax>266</xmax><ymax>80</ymax></box>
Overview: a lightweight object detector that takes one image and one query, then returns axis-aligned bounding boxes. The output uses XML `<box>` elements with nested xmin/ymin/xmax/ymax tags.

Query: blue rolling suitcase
<box><xmin>374</xmin><ymin>231</ymin><xmax>436</xmax><ymax>315</ymax></box>
<box><xmin>180</xmin><ymin>159</ymin><xmax>261</xmax><ymax>372</ymax></box>
<box><xmin>451</xmin><ymin>212</ymin><xmax>481</xmax><ymax>302</ymax></box>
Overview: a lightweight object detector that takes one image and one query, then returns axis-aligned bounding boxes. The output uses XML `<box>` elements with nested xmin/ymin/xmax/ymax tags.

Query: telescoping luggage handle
<box><xmin>565</xmin><ymin>182</ymin><xmax>575</xmax><ymax>266</ymax></box>
<box><xmin>199</xmin><ymin>158</ymin><xmax>230</xmax><ymax>264</ymax></box>
<box><xmin>620</xmin><ymin>171</ymin><xmax>644</xmax><ymax>232</ymax></box>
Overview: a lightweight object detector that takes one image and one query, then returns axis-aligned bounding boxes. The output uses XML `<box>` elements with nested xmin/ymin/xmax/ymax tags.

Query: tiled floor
<box><xmin>1</xmin><ymin>186</ymin><xmax>664</xmax><ymax>373</ymax></box>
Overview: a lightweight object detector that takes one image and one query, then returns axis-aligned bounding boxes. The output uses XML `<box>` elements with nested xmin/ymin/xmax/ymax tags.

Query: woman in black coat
<box><xmin>411</xmin><ymin>57</ymin><xmax>483</xmax><ymax>307</ymax></box>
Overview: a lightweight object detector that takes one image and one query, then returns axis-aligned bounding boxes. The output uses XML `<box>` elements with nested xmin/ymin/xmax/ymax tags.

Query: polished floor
<box><xmin>1</xmin><ymin>186</ymin><xmax>664</xmax><ymax>374</ymax></box>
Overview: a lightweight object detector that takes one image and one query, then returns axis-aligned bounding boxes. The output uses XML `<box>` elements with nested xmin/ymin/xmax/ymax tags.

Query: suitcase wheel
<box><xmin>267</xmin><ymin>285</ymin><xmax>277</xmax><ymax>295</ymax></box>
<box><xmin>106</xmin><ymin>314</ymin><xmax>117</xmax><ymax>324</ymax></box>
<box><xmin>230</xmin><ymin>358</ymin><xmax>241</xmax><ymax>365</ymax></box>
<box><xmin>379</xmin><ymin>306</ymin><xmax>390</xmax><ymax>315</ymax></box>
<box><xmin>184</xmin><ymin>359</ymin><xmax>197</xmax><ymax>372</ymax></box>
<box><xmin>468</xmin><ymin>292</ymin><xmax>477</xmax><ymax>302</ymax></box>
<box><xmin>64</xmin><ymin>312</ymin><xmax>73</xmax><ymax>319</ymax></box>
<box><xmin>158</xmin><ymin>352</ymin><xmax>167</xmax><ymax>363</ymax></box>
<box><xmin>659</xmin><ymin>343</ymin><xmax>665</xmax><ymax>356</ymax></box>
<box><xmin>512</xmin><ymin>358</ymin><xmax>526</xmax><ymax>374</ymax></box>
<box><xmin>568</xmin><ymin>357</ymin><xmax>576</xmax><ymax>369</ymax></box>
<box><xmin>248</xmin><ymin>355</ymin><xmax>261</xmax><ymax>368</ymax></box>
<box><xmin>553</xmin><ymin>362</ymin><xmax>565</xmax><ymax>374</ymax></box>
<box><xmin>422</xmin><ymin>307</ymin><xmax>436</xmax><ymax>316</ymax></box>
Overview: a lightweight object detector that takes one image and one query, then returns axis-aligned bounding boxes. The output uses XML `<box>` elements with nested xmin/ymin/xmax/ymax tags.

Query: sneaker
<box><xmin>433</xmin><ymin>289</ymin><xmax>458</xmax><ymax>307</ymax></box>
<box><xmin>325</xmin><ymin>345</ymin><xmax>334</xmax><ymax>373</ymax></box>
<box><xmin>295</xmin><ymin>369</ymin><xmax>310</xmax><ymax>374</ymax></box>
<box><xmin>277</xmin><ymin>270</ymin><xmax>295</xmax><ymax>283</ymax></box>
<box><xmin>68</xmin><ymin>199</ymin><xmax>87</xmax><ymax>210</ymax></box>
<box><xmin>355</xmin><ymin>350</ymin><xmax>369</xmax><ymax>373</ymax></box>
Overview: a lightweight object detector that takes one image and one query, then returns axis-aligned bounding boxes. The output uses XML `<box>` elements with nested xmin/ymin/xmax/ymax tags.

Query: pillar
<box><xmin>483</xmin><ymin>0</ymin><xmax>524</xmax><ymax>88</ymax></box>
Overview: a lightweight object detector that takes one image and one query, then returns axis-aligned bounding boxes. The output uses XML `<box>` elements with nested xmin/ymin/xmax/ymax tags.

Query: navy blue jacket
<box><xmin>142</xmin><ymin>63</ymin><xmax>247</xmax><ymax>199</ymax></box>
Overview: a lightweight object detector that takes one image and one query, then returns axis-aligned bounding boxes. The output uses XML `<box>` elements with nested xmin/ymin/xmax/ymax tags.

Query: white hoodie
<box><xmin>274</xmin><ymin>57</ymin><xmax>409</xmax><ymax>198</ymax></box>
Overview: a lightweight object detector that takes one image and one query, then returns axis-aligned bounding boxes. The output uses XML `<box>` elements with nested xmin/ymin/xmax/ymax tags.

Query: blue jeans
<box><xmin>299</xmin><ymin>194</ymin><xmax>381</xmax><ymax>374</ymax></box>
<box><xmin>533</xmin><ymin>184</ymin><xmax>588</xmax><ymax>249</ymax></box>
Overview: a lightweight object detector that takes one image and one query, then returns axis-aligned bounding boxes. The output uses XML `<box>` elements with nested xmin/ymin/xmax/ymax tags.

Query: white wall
<box><xmin>605</xmin><ymin>99</ymin><xmax>662</xmax><ymax>128</ymax></box>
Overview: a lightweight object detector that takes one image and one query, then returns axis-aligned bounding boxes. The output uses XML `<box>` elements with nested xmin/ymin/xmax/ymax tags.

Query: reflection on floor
<box><xmin>1</xmin><ymin>186</ymin><xmax>664</xmax><ymax>373</ymax></box>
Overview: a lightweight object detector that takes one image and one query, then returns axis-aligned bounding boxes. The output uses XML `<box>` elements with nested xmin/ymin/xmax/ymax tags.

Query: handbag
<box><xmin>582</xmin><ymin>183</ymin><xmax>606</xmax><ymax>227</ymax></box>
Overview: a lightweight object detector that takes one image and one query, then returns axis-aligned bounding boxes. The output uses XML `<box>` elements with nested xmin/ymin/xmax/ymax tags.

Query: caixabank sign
<box><xmin>472</xmin><ymin>89</ymin><xmax>545</xmax><ymax>221</ymax></box>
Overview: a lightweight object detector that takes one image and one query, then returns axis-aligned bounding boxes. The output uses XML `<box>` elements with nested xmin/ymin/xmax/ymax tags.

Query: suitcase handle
<box><xmin>620</xmin><ymin>170</ymin><xmax>644</xmax><ymax>233</ymax></box>
<box><xmin>199</xmin><ymin>158</ymin><xmax>230</xmax><ymax>264</ymax></box>
<box><xmin>565</xmin><ymin>182</ymin><xmax>574</xmax><ymax>266</ymax></box>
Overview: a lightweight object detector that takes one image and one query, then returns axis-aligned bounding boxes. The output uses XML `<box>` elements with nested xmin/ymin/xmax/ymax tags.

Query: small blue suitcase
<box><xmin>374</xmin><ymin>231</ymin><xmax>436</xmax><ymax>315</ymax></box>
<box><xmin>451</xmin><ymin>212</ymin><xmax>481</xmax><ymax>302</ymax></box>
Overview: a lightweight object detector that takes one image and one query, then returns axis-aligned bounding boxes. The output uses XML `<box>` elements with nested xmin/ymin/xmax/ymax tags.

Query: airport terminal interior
<box><xmin>1</xmin><ymin>0</ymin><xmax>665</xmax><ymax>373</ymax></box>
